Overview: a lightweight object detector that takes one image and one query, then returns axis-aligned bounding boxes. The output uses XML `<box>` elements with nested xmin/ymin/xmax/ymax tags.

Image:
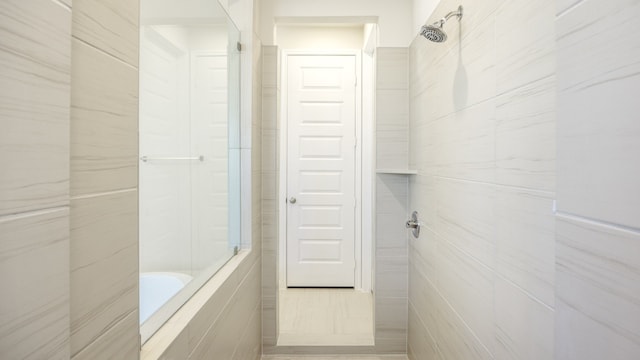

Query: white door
<box><xmin>286</xmin><ymin>55</ymin><xmax>357</xmax><ymax>287</ymax></box>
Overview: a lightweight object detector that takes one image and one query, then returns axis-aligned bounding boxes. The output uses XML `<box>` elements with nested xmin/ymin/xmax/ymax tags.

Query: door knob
<box><xmin>289</xmin><ymin>197</ymin><xmax>297</xmax><ymax>204</ymax></box>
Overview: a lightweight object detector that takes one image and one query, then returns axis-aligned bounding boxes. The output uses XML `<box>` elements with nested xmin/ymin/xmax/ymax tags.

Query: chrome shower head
<box><xmin>420</xmin><ymin>22</ymin><xmax>447</xmax><ymax>43</ymax></box>
<box><xmin>419</xmin><ymin>5</ymin><xmax>463</xmax><ymax>43</ymax></box>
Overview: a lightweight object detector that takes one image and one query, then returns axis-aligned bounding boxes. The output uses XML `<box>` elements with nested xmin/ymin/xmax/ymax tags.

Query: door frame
<box><xmin>278</xmin><ymin>49</ymin><xmax>367</xmax><ymax>291</ymax></box>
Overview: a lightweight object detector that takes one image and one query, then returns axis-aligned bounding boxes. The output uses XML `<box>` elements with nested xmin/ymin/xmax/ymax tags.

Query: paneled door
<box><xmin>286</xmin><ymin>55</ymin><xmax>357</xmax><ymax>287</ymax></box>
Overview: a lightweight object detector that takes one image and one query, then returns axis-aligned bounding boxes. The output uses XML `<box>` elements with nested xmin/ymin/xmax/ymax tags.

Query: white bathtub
<box><xmin>140</xmin><ymin>272</ymin><xmax>193</xmax><ymax>324</ymax></box>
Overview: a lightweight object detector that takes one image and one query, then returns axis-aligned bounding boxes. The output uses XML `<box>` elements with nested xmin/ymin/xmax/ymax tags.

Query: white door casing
<box><xmin>285</xmin><ymin>54</ymin><xmax>358</xmax><ymax>287</ymax></box>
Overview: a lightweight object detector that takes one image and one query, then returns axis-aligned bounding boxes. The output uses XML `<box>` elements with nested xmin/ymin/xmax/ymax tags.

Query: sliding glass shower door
<box><xmin>138</xmin><ymin>0</ymin><xmax>241</xmax><ymax>343</ymax></box>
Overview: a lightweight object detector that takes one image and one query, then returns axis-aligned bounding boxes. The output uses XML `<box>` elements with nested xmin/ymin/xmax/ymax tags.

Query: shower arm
<box><xmin>430</xmin><ymin>6</ymin><xmax>464</xmax><ymax>27</ymax></box>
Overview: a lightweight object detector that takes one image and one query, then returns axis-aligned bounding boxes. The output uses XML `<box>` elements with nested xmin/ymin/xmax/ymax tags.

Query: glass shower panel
<box><xmin>139</xmin><ymin>0</ymin><xmax>241</xmax><ymax>343</ymax></box>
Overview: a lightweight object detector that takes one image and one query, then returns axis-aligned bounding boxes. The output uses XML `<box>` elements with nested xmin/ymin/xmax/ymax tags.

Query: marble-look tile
<box><xmin>435</xmin><ymin>240</ymin><xmax>494</xmax><ymax>352</ymax></box>
<box><xmin>408</xmin><ymin>255</ymin><xmax>438</xmax><ymax>340</ymax></box>
<box><xmin>496</xmin><ymin>76</ymin><xmax>555</xmax><ymax>191</ymax></box>
<box><xmin>429</xmin><ymin>286</ymin><xmax>493</xmax><ymax>360</ymax></box>
<box><xmin>408</xmin><ymin>174</ymin><xmax>437</xmax><ymax>229</ymax></box>
<box><xmin>556</xmin><ymin>0</ymin><xmax>585</xmax><ymax>16</ymax></box>
<box><xmin>408</xmin><ymin>303</ymin><xmax>440</xmax><ymax>360</ymax></box>
<box><xmin>556</xmin><ymin>215</ymin><xmax>640</xmax><ymax>359</ymax></box>
<box><xmin>377</xmin><ymin>48</ymin><xmax>408</xmax><ymax>90</ymax></box>
<box><xmin>262</xmin><ymin>86</ymin><xmax>278</xmax><ymax>130</ymax></box>
<box><xmin>278</xmin><ymin>288</ymin><xmax>374</xmax><ymax>346</ymax></box>
<box><xmin>435</xmin><ymin>179</ymin><xmax>495</xmax><ymax>269</ymax></box>
<box><xmin>0</xmin><ymin>0</ymin><xmax>70</xmax><ymax>217</ymax></box>
<box><xmin>70</xmin><ymin>190</ymin><xmax>138</xmax><ymax>356</ymax></box>
<box><xmin>156</xmin><ymin>329</ymin><xmax>188</xmax><ymax>360</ymax></box>
<box><xmin>557</xmin><ymin>0</ymin><xmax>640</xmax><ymax>229</ymax></box>
<box><xmin>263</xmin><ymin>356</ymin><xmax>408</xmax><ymax>360</ymax></box>
<box><xmin>262</xmin><ymin>129</ymin><xmax>277</xmax><ymax>172</ymax></box>
<box><xmin>262</xmin><ymin>46</ymin><xmax>278</xmax><ymax>89</ymax></box>
<box><xmin>376</xmin><ymin>175</ymin><xmax>408</xmax><ymax>216</ymax></box>
<box><xmin>494</xmin><ymin>276</ymin><xmax>554</xmax><ymax>360</ymax></box>
<box><xmin>72</xmin><ymin>311</ymin><xmax>139</xmax><ymax>360</ymax></box>
<box><xmin>409</xmin><ymin>117</ymin><xmax>438</xmax><ymax>176</ymax></box>
<box><xmin>262</xmin><ymin>295</ymin><xmax>277</xmax><ymax>341</ymax></box>
<box><xmin>72</xmin><ymin>0</ymin><xmax>139</xmax><ymax>66</ymax></box>
<box><xmin>420</xmin><ymin>17</ymin><xmax>496</xmax><ymax>121</ymax></box>
<box><xmin>495</xmin><ymin>187</ymin><xmax>555</xmax><ymax>307</ymax></box>
<box><xmin>496</xmin><ymin>0</ymin><xmax>555</xmax><ymax>94</ymax></box>
<box><xmin>0</xmin><ymin>209</ymin><xmax>70</xmax><ymax>360</ymax></box>
<box><xmin>189</xmin><ymin>261</ymin><xmax>261</xmax><ymax>359</ymax></box>
<box><xmin>232</xmin><ymin>304</ymin><xmax>262</xmax><ymax>360</ymax></box>
<box><xmin>436</xmin><ymin>100</ymin><xmax>495</xmax><ymax>183</ymax></box>
<box><xmin>375</xmin><ymin>213</ymin><xmax>409</xmax><ymax>257</ymax></box>
<box><xmin>70</xmin><ymin>39</ymin><xmax>138</xmax><ymax>197</ymax></box>
<box><xmin>375</xmin><ymin>256</ymin><xmax>408</xmax><ymax>299</ymax></box>
<box><xmin>375</xmin><ymin>297</ymin><xmax>408</xmax><ymax>340</ymax></box>
<box><xmin>186</xmin><ymin>262</ymin><xmax>240</xmax><ymax>350</ymax></box>
<box><xmin>373</xmin><ymin>337</ymin><xmax>408</xmax><ymax>354</ymax></box>
<box><xmin>377</xmin><ymin>88</ymin><xmax>409</xmax><ymax>169</ymax></box>
<box><xmin>409</xmin><ymin>227</ymin><xmax>437</xmax><ymax>285</ymax></box>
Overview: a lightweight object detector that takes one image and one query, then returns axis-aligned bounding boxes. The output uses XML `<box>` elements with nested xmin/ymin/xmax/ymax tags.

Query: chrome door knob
<box><xmin>289</xmin><ymin>197</ymin><xmax>297</xmax><ymax>204</ymax></box>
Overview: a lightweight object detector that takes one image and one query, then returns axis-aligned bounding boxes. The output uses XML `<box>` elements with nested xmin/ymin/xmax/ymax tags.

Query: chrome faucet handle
<box><xmin>405</xmin><ymin>211</ymin><xmax>421</xmax><ymax>238</ymax></box>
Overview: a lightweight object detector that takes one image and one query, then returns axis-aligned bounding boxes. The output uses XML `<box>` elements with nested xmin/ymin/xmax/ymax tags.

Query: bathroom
<box><xmin>1</xmin><ymin>0</ymin><xmax>639</xmax><ymax>359</ymax></box>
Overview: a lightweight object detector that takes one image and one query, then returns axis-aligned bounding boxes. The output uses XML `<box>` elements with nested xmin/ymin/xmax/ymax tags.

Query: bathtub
<box><xmin>140</xmin><ymin>272</ymin><xmax>193</xmax><ymax>324</ymax></box>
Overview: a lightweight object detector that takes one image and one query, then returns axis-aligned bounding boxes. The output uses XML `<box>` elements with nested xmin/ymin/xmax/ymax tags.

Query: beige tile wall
<box><xmin>0</xmin><ymin>1</ymin><xmax>71</xmax><ymax>358</ymax></box>
<box><xmin>262</xmin><ymin>45</ymin><xmax>280</xmax><ymax>349</ymax></box>
<box><xmin>555</xmin><ymin>0</ymin><xmax>640</xmax><ymax>358</ymax></box>
<box><xmin>407</xmin><ymin>0</ymin><xmax>556</xmax><ymax>359</ymax></box>
<box><xmin>374</xmin><ymin>47</ymin><xmax>411</xmax><ymax>354</ymax></box>
<box><xmin>69</xmin><ymin>0</ymin><xmax>140</xmax><ymax>357</ymax></box>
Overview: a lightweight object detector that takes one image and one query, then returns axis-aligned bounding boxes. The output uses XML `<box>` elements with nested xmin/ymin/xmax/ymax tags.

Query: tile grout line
<box><xmin>556</xmin><ymin>211</ymin><xmax>640</xmax><ymax>235</ymax></box>
<box><xmin>0</xmin><ymin>205</ymin><xmax>69</xmax><ymax>222</ymax></box>
<box><xmin>71</xmin><ymin>188</ymin><xmax>137</xmax><ymax>201</ymax></box>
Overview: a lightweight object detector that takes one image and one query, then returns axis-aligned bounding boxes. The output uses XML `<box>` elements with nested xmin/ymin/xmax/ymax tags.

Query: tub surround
<box><xmin>0</xmin><ymin>1</ymin><xmax>71</xmax><ymax>358</ymax></box>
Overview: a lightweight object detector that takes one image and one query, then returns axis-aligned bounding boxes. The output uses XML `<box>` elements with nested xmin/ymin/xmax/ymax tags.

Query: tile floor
<box><xmin>277</xmin><ymin>288</ymin><xmax>375</xmax><ymax>346</ymax></box>
<box><xmin>262</xmin><ymin>356</ymin><xmax>409</xmax><ymax>360</ymax></box>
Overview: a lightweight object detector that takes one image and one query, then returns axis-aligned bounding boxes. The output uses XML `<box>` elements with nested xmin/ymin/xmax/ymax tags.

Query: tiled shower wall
<box><xmin>375</xmin><ymin>48</ymin><xmax>411</xmax><ymax>353</ymax></box>
<box><xmin>408</xmin><ymin>0</ymin><xmax>640</xmax><ymax>359</ymax></box>
<box><xmin>407</xmin><ymin>0</ymin><xmax>556</xmax><ymax>359</ymax></box>
<box><xmin>69</xmin><ymin>0</ymin><xmax>140</xmax><ymax>358</ymax></box>
<box><xmin>555</xmin><ymin>0</ymin><xmax>640</xmax><ymax>358</ymax></box>
<box><xmin>0</xmin><ymin>1</ymin><xmax>71</xmax><ymax>358</ymax></box>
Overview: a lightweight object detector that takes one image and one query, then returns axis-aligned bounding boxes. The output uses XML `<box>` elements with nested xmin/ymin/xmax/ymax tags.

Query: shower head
<box><xmin>420</xmin><ymin>5</ymin><xmax>463</xmax><ymax>43</ymax></box>
<box><xmin>420</xmin><ymin>23</ymin><xmax>447</xmax><ymax>43</ymax></box>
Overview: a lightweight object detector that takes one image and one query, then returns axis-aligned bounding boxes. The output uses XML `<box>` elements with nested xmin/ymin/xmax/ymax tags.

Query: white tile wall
<box><xmin>408</xmin><ymin>0</ymin><xmax>557</xmax><ymax>359</ymax></box>
<box><xmin>557</xmin><ymin>0</ymin><xmax>640</xmax><ymax>229</ymax></box>
<box><xmin>556</xmin><ymin>215</ymin><xmax>640</xmax><ymax>359</ymax></box>
<box><xmin>555</xmin><ymin>1</ymin><xmax>640</xmax><ymax>358</ymax></box>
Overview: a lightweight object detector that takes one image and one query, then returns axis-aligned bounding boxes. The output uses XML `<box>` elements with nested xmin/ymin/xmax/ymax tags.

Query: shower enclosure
<box><xmin>138</xmin><ymin>0</ymin><xmax>241</xmax><ymax>342</ymax></box>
